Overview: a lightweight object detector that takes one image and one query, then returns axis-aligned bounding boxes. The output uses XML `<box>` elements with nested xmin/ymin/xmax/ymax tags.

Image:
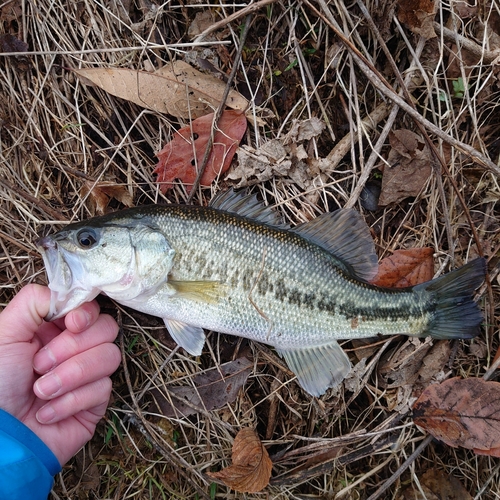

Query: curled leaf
<box><xmin>209</xmin><ymin>428</ymin><xmax>272</xmax><ymax>493</ymax></box>
<box><xmin>413</xmin><ymin>377</ymin><xmax>500</xmax><ymax>456</ymax></box>
<box><xmin>81</xmin><ymin>180</ymin><xmax>133</xmax><ymax>215</ymax></box>
<box><xmin>154</xmin><ymin>109</ymin><xmax>247</xmax><ymax>193</ymax></box>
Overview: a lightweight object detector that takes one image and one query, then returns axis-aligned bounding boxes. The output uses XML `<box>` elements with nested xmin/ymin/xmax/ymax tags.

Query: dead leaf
<box><xmin>379</xmin><ymin>339</ymin><xmax>451</xmax><ymax>413</ymax></box>
<box><xmin>397</xmin><ymin>0</ymin><xmax>437</xmax><ymax>39</ymax></box>
<box><xmin>188</xmin><ymin>11</ymin><xmax>215</xmax><ymax>38</ymax></box>
<box><xmin>81</xmin><ymin>180</ymin><xmax>134</xmax><ymax>215</ymax></box>
<box><xmin>378</xmin><ymin>129</ymin><xmax>432</xmax><ymax>206</ymax></box>
<box><xmin>0</xmin><ymin>33</ymin><xmax>28</xmax><ymax>53</ymax></box>
<box><xmin>72</xmin><ymin>61</ymin><xmax>248</xmax><ymax>119</ymax></box>
<box><xmin>370</xmin><ymin>248</ymin><xmax>434</xmax><ymax>288</ymax></box>
<box><xmin>150</xmin><ymin>358</ymin><xmax>252</xmax><ymax>418</ymax></box>
<box><xmin>0</xmin><ymin>0</ymin><xmax>22</xmax><ymax>23</ymax></box>
<box><xmin>413</xmin><ymin>377</ymin><xmax>500</xmax><ymax>455</ymax></box>
<box><xmin>453</xmin><ymin>1</ymin><xmax>477</xmax><ymax>19</ymax></box>
<box><xmin>154</xmin><ymin>109</ymin><xmax>247</xmax><ymax>193</ymax></box>
<box><xmin>378</xmin><ymin>338</ymin><xmax>432</xmax><ymax>389</ymax></box>
<box><xmin>208</xmin><ymin>428</ymin><xmax>272</xmax><ymax>493</ymax></box>
<box><xmin>402</xmin><ymin>468</ymin><xmax>472</xmax><ymax>500</ymax></box>
<box><xmin>283</xmin><ymin>117</ymin><xmax>326</xmax><ymax>144</ymax></box>
<box><xmin>0</xmin><ymin>33</ymin><xmax>30</xmax><ymax>71</ymax></box>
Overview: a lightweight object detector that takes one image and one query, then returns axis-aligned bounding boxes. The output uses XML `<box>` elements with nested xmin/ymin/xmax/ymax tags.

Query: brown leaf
<box><xmin>413</xmin><ymin>377</ymin><xmax>500</xmax><ymax>454</ymax></box>
<box><xmin>82</xmin><ymin>180</ymin><xmax>133</xmax><ymax>215</ymax></box>
<box><xmin>378</xmin><ymin>338</ymin><xmax>432</xmax><ymax>389</ymax></box>
<box><xmin>0</xmin><ymin>33</ymin><xmax>28</xmax><ymax>53</ymax></box>
<box><xmin>378</xmin><ymin>129</ymin><xmax>432</xmax><ymax>206</ymax></box>
<box><xmin>0</xmin><ymin>0</ymin><xmax>22</xmax><ymax>23</ymax></box>
<box><xmin>154</xmin><ymin>109</ymin><xmax>247</xmax><ymax>193</ymax></box>
<box><xmin>402</xmin><ymin>468</ymin><xmax>472</xmax><ymax>500</ymax></box>
<box><xmin>370</xmin><ymin>248</ymin><xmax>434</xmax><ymax>288</ymax></box>
<box><xmin>0</xmin><ymin>33</ymin><xmax>30</xmax><ymax>71</ymax></box>
<box><xmin>150</xmin><ymin>358</ymin><xmax>252</xmax><ymax>418</ymax></box>
<box><xmin>208</xmin><ymin>428</ymin><xmax>272</xmax><ymax>493</ymax></box>
<box><xmin>72</xmin><ymin>61</ymin><xmax>248</xmax><ymax>119</ymax></box>
<box><xmin>397</xmin><ymin>0</ymin><xmax>437</xmax><ymax>39</ymax></box>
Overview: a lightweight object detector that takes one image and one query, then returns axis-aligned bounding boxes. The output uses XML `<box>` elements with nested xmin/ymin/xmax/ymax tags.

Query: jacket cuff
<box><xmin>0</xmin><ymin>408</ymin><xmax>61</xmax><ymax>476</ymax></box>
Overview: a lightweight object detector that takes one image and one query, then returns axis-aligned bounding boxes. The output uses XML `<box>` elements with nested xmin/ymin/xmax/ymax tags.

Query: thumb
<box><xmin>0</xmin><ymin>284</ymin><xmax>51</xmax><ymax>344</ymax></box>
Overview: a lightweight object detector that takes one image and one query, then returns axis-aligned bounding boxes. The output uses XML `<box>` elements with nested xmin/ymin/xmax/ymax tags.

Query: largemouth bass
<box><xmin>36</xmin><ymin>190</ymin><xmax>486</xmax><ymax>396</ymax></box>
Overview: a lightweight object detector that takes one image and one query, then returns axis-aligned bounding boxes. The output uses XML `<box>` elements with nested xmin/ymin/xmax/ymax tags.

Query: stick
<box><xmin>186</xmin><ymin>14</ymin><xmax>253</xmax><ymax>203</ymax></box>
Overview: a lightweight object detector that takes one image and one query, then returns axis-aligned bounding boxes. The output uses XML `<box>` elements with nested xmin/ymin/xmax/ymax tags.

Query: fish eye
<box><xmin>76</xmin><ymin>228</ymin><xmax>98</xmax><ymax>249</ymax></box>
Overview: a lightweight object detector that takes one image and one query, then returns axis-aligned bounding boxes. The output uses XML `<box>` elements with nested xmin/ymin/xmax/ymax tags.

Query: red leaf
<box><xmin>154</xmin><ymin>110</ymin><xmax>247</xmax><ymax>193</ymax></box>
<box><xmin>370</xmin><ymin>247</ymin><xmax>434</xmax><ymax>288</ymax></box>
<box><xmin>413</xmin><ymin>377</ymin><xmax>500</xmax><ymax>455</ymax></box>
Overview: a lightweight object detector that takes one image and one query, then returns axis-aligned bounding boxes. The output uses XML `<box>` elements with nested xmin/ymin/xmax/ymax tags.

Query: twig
<box><xmin>435</xmin><ymin>22</ymin><xmax>500</xmax><ymax>64</ymax></box>
<box><xmin>186</xmin><ymin>14</ymin><xmax>253</xmax><ymax>203</ymax></box>
<box><xmin>0</xmin><ymin>178</ymin><xmax>68</xmax><ymax>222</ymax></box>
<box><xmin>0</xmin><ymin>42</ymin><xmax>231</xmax><ymax>58</ymax></box>
<box><xmin>344</xmin><ymin>37</ymin><xmax>427</xmax><ymax>208</ymax></box>
<box><xmin>118</xmin><ymin>317</ymin><xmax>211</xmax><ymax>500</ymax></box>
<box><xmin>306</xmin><ymin>0</ymin><xmax>500</xmax><ymax>177</ymax></box>
<box><xmin>193</xmin><ymin>0</ymin><xmax>278</xmax><ymax>43</ymax></box>
<box><xmin>325</xmin><ymin>102</ymin><xmax>390</xmax><ymax>174</ymax></box>
<box><xmin>365</xmin><ymin>435</ymin><xmax>433</xmax><ymax>500</ymax></box>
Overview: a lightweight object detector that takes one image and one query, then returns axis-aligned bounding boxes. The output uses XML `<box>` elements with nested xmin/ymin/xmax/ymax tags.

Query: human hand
<box><xmin>0</xmin><ymin>284</ymin><xmax>121</xmax><ymax>465</ymax></box>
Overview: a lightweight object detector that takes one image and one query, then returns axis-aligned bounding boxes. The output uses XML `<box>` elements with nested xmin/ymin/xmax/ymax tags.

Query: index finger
<box><xmin>0</xmin><ymin>284</ymin><xmax>50</xmax><ymax>344</ymax></box>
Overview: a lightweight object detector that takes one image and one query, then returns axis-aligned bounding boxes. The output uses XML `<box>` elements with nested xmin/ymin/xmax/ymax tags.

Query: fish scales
<box><xmin>147</xmin><ymin>206</ymin><xmax>428</xmax><ymax>345</ymax></box>
<box><xmin>36</xmin><ymin>189</ymin><xmax>486</xmax><ymax>396</ymax></box>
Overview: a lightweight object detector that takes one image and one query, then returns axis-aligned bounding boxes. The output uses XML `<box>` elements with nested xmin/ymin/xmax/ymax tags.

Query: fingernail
<box><xmin>36</xmin><ymin>372</ymin><xmax>62</xmax><ymax>398</ymax></box>
<box><xmin>33</xmin><ymin>346</ymin><xmax>57</xmax><ymax>374</ymax></box>
<box><xmin>73</xmin><ymin>308</ymin><xmax>92</xmax><ymax>330</ymax></box>
<box><xmin>37</xmin><ymin>404</ymin><xmax>56</xmax><ymax>424</ymax></box>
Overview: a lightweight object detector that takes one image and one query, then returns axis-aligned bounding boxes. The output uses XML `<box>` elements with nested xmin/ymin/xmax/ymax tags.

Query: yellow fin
<box><xmin>169</xmin><ymin>280</ymin><xmax>225</xmax><ymax>303</ymax></box>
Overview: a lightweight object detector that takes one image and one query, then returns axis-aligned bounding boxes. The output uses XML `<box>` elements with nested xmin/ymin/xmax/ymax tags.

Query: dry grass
<box><xmin>1</xmin><ymin>0</ymin><xmax>500</xmax><ymax>498</ymax></box>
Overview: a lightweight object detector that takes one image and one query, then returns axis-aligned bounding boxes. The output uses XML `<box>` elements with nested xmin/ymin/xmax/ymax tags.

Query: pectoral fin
<box><xmin>164</xmin><ymin>318</ymin><xmax>206</xmax><ymax>356</ymax></box>
<box><xmin>169</xmin><ymin>280</ymin><xmax>225</xmax><ymax>304</ymax></box>
<box><xmin>276</xmin><ymin>340</ymin><xmax>351</xmax><ymax>397</ymax></box>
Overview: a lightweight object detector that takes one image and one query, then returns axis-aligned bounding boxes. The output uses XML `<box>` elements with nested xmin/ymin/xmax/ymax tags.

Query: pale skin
<box><xmin>0</xmin><ymin>284</ymin><xmax>121</xmax><ymax>465</ymax></box>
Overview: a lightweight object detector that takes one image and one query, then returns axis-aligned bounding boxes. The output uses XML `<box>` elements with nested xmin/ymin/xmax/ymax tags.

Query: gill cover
<box><xmin>37</xmin><ymin>220</ymin><xmax>175</xmax><ymax>320</ymax></box>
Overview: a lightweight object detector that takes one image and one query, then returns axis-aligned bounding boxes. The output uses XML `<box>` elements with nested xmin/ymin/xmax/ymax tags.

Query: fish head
<box><xmin>36</xmin><ymin>213</ymin><xmax>175</xmax><ymax>321</ymax></box>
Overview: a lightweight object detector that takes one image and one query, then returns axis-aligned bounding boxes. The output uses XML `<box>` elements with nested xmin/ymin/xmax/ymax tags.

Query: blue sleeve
<box><xmin>0</xmin><ymin>409</ymin><xmax>62</xmax><ymax>500</ymax></box>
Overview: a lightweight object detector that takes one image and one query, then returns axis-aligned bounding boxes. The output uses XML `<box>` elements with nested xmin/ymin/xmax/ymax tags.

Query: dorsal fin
<box><xmin>291</xmin><ymin>209</ymin><xmax>378</xmax><ymax>281</ymax></box>
<box><xmin>210</xmin><ymin>189</ymin><xmax>286</xmax><ymax>227</ymax></box>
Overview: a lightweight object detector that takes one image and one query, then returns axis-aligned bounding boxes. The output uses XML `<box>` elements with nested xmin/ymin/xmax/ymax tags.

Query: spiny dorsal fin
<box><xmin>210</xmin><ymin>189</ymin><xmax>286</xmax><ymax>227</ymax></box>
<box><xmin>291</xmin><ymin>209</ymin><xmax>378</xmax><ymax>282</ymax></box>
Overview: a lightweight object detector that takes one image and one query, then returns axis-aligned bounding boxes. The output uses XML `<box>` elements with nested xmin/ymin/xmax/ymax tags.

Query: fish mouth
<box><xmin>36</xmin><ymin>236</ymin><xmax>99</xmax><ymax>321</ymax></box>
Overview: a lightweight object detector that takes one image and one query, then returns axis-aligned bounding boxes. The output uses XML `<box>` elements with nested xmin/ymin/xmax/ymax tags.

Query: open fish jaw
<box><xmin>36</xmin><ymin>236</ymin><xmax>99</xmax><ymax>320</ymax></box>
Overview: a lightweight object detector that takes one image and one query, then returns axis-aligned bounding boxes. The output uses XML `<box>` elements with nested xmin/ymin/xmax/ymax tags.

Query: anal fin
<box><xmin>164</xmin><ymin>318</ymin><xmax>206</xmax><ymax>356</ymax></box>
<box><xmin>276</xmin><ymin>341</ymin><xmax>351</xmax><ymax>397</ymax></box>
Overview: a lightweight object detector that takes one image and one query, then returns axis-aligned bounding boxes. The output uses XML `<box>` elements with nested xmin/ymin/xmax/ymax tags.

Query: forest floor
<box><xmin>1</xmin><ymin>0</ymin><xmax>500</xmax><ymax>498</ymax></box>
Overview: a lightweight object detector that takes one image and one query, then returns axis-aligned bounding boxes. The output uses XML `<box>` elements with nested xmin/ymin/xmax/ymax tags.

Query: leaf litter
<box><xmin>1</xmin><ymin>0</ymin><xmax>499</xmax><ymax>498</ymax></box>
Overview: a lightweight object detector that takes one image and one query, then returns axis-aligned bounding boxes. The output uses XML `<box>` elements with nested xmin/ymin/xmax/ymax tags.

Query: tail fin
<box><xmin>414</xmin><ymin>258</ymin><xmax>486</xmax><ymax>339</ymax></box>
